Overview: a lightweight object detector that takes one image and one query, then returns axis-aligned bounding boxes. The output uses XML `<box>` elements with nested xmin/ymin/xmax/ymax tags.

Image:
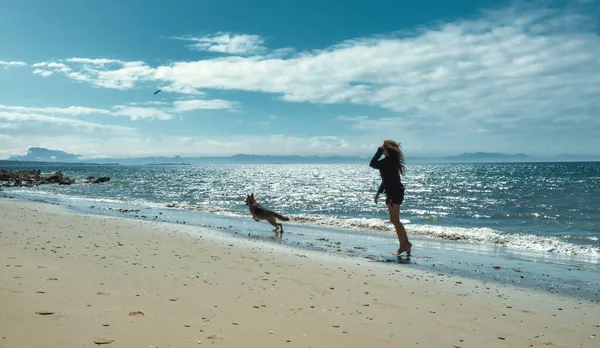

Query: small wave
<box><xmin>163</xmin><ymin>202</ymin><xmax>411</xmax><ymax>230</ymax></box>
<box><xmin>162</xmin><ymin>202</ymin><xmax>599</xmax><ymax>258</ymax></box>
<box><xmin>404</xmin><ymin>209</ymin><xmax>450</xmax><ymax>217</ymax></box>
<box><xmin>407</xmin><ymin>225</ymin><xmax>600</xmax><ymax>258</ymax></box>
<box><xmin>5</xmin><ymin>188</ymin><xmax>598</xmax><ymax>259</ymax></box>
<box><xmin>288</xmin><ymin>214</ymin><xmax>411</xmax><ymax>231</ymax></box>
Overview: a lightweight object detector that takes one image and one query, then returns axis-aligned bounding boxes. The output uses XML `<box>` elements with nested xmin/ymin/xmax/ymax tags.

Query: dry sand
<box><xmin>0</xmin><ymin>198</ymin><xmax>598</xmax><ymax>347</ymax></box>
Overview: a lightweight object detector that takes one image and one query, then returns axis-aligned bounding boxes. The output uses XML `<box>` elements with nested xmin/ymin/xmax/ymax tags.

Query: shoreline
<box><xmin>3</xmin><ymin>185</ymin><xmax>599</xmax><ymax>261</ymax></box>
<box><xmin>1</xmin><ymin>198</ymin><xmax>599</xmax><ymax>347</ymax></box>
<box><xmin>2</xmin><ymin>193</ymin><xmax>600</xmax><ymax>303</ymax></box>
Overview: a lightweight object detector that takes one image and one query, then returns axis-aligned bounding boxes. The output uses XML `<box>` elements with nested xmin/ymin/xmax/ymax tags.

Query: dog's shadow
<box><xmin>246</xmin><ymin>232</ymin><xmax>284</xmax><ymax>244</ymax></box>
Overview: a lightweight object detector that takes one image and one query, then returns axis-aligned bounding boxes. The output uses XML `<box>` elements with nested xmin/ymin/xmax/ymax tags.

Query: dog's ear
<box><xmin>251</xmin><ymin>193</ymin><xmax>254</xmax><ymax>198</ymax></box>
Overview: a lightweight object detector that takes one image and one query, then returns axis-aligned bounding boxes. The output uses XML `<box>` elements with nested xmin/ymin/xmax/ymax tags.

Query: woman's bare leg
<box><xmin>387</xmin><ymin>203</ymin><xmax>411</xmax><ymax>255</ymax></box>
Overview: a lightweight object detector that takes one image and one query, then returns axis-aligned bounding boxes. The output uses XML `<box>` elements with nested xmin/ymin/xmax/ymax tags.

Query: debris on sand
<box><xmin>93</xmin><ymin>338</ymin><xmax>114</xmax><ymax>345</ymax></box>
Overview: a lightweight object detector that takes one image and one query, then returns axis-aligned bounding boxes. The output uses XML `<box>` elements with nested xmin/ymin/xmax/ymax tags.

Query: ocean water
<box><xmin>2</xmin><ymin>162</ymin><xmax>600</xmax><ymax>299</ymax></box>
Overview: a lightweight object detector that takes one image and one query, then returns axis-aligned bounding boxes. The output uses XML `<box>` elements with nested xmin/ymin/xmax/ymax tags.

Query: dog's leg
<box><xmin>266</xmin><ymin>216</ymin><xmax>280</xmax><ymax>232</ymax></box>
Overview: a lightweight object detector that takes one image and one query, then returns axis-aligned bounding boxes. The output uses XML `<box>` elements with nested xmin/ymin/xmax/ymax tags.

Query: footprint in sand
<box><xmin>128</xmin><ymin>311</ymin><xmax>145</xmax><ymax>317</ymax></box>
<box><xmin>35</xmin><ymin>310</ymin><xmax>55</xmax><ymax>315</ymax></box>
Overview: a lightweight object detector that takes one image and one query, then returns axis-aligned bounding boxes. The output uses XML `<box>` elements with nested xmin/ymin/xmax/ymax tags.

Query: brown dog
<box><xmin>244</xmin><ymin>193</ymin><xmax>290</xmax><ymax>233</ymax></box>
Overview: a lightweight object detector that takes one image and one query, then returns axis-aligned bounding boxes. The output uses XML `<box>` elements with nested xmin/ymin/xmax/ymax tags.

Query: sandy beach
<box><xmin>0</xmin><ymin>198</ymin><xmax>598</xmax><ymax>348</ymax></box>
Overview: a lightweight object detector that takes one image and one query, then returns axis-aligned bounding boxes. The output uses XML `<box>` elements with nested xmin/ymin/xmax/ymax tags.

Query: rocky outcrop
<box><xmin>0</xmin><ymin>170</ymin><xmax>75</xmax><ymax>187</ymax></box>
<box><xmin>85</xmin><ymin>176</ymin><xmax>111</xmax><ymax>184</ymax></box>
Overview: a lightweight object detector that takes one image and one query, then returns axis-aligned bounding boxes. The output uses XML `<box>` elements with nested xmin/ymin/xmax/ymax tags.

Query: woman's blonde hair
<box><xmin>383</xmin><ymin>139</ymin><xmax>405</xmax><ymax>176</ymax></box>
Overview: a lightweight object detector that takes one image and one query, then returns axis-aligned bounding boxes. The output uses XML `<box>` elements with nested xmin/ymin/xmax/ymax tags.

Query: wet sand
<box><xmin>1</xmin><ymin>198</ymin><xmax>598</xmax><ymax>347</ymax></box>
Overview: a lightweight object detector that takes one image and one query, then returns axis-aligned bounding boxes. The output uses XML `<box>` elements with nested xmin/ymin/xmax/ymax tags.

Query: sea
<box><xmin>2</xmin><ymin>162</ymin><xmax>599</xmax><ymax>301</ymax></box>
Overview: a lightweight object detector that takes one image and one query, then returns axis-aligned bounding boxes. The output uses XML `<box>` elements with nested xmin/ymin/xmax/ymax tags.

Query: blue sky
<box><xmin>1</xmin><ymin>0</ymin><xmax>599</xmax><ymax>159</ymax></box>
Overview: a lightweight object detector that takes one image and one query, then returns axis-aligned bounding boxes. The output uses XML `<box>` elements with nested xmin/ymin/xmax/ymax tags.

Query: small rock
<box><xmin>35</xmin><ymin>311</ymin><xmax>54</xmax><ymax>315</ymax></box>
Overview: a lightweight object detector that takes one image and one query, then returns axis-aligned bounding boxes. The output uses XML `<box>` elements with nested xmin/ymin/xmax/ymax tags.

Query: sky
<box><xmin>1</xmin><ymin>0</ymin><xmax>599</xmax><ymax>159</ymax></box>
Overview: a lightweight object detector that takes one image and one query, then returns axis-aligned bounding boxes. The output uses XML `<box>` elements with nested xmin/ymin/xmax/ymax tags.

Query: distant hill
<box><xmin>4</xmin><ymin>147</ymin><xmax>600</xmax><ymax>166</ymax></box>
<box><xmin>9</xmin><ymin>147</ymin><xmax>83</xmax><ymax>162</ymax></box>
<box><xmin>89</xmin><ymin>154</ymin><xmax>369</xmax><ymax>165</ymax></box>
<box><xmin>0</xmin><ymin>160</ymin><xmax>117</xmax><ymax>167</ymax></box>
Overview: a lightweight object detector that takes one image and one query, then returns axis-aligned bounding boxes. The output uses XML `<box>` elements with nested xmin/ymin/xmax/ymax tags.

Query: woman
<box><xmin>370</xmin><ymin>140</ymin><xmax>411</xmax><ymax>256</ymax></box>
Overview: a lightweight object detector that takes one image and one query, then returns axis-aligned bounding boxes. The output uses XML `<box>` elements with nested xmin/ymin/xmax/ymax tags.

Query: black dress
<box><xmin>369</xmin><ymin>148</ymin><xmax>405</xmax><ymax>206</ymax></box>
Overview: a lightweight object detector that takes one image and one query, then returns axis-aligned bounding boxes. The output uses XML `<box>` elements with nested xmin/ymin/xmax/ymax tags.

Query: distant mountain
<box><xmin>4</xmin><ymin>147</ymin><xmax>600</xmax><ymax>166</ymax></box>
<box><xmin>93</xmin><ymin>154</ymin><xmax>369</xmax><ymax>165</ymax></box>
<box><xmin>0</xmin><ymin>160</ymin><xmax>116</xmax><ymax>167</ymax></box>
<box><xmin>9</xmin><ymin>147</ymin><xmax>82</xmax><ymax>162</ymax></box>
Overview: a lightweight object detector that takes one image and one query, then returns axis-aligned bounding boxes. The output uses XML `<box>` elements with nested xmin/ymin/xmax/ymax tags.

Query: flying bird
<box><xmin>153</xmin><ymin>89</ymin><xmax>162</xmax><ymax>95</ymax></box>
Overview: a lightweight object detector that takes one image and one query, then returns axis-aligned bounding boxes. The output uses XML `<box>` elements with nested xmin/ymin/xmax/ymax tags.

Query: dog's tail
<box><xmin>274</xmin><ymin>212</ymin><xmax>290</xmax><ymax>221</ymax></box>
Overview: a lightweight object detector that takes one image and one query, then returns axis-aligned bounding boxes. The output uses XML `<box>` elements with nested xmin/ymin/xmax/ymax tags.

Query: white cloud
<box><xmin>111</xmin><ymin>105</ymin><xmax>173</xmax><ymax>121</ymax></box>
<box><xmin>66</xmin><ymin>71</ymin><xmax>92</xmax><ymax>82</ymax></box>
<box><xmin>0</xmin><ymin>104</ymin><xmax>112</xmax><ymax>116</ymax></box>
<box><xmin>0</xmin><ymin>103</ymin><xmax>169</xmax><ymax>121</ymax></box>
<box><xmin>31</xmin><ymin>58</ymin><xmax>155</xmax><ymax>90</ymax></box>
<box><xmin>65</xmin><ymin>57</ymin><xmax>124</xmax><ymax>65</ymax></box>
<box><xmin>26</xmin><ymin>135</ymin><xmax>365</xmax><ymax>159</ymax></box>
<box><xmin>172</xmin><ymin>99</ymin><xmax>237</xmax><ymax>112</ymax></box>
<box><xmin>0</xmin><ymin>111</ymin><xmax>137</xmax><ymax>136</ymax></box>
<box><xmin>0</xmin><ymin>130</ymin><xmax>376</xmax><ymax>160</ymax></box>
<box><xmin>0</xmin><ymin>98</ymin><xmax>236</xmax><ymax>123</ymax></box>
<box><xmin>335</xmin><ymin>115</ymin><xmax>438</xmax><ymax>134</ymax></box>
<box><xmin>0</xmin><ymin>60</ymin><xmax>27</xmax><ymax>69</ymax></box>
<box><xmin>92</xmin><ymin>61</ymin><xmax>156</xmax><ymax>89</ymax></box>
<box><xmin>64</xmin><ymin>4</ymin><xmax>589</xmax><ymax>143</ymax></box>
<box><xmin>159</xmin><ymin>84</ymin><xmax>205</xmax><ymax>95</ymax></box>
<box><xmin>172</xmin><ymin>32</ymin><xmax>266</xmax><ymax>55</ymax></box>
<box><xmin>32</xmin><ymin>69</ymin><xmax>53</xmax><ymax>77</ymax></box>
<box><xmin>31</xmin><ymin>62</ymin><xmax>71</xmax><ymax>77</ymax></box>
<box><xmin>14</xmin><ymin>2</ymin><xmax>600</xmax><ymax>156</ymax></box>
<box><xmin>32</xmin><ymin>62</ymin><xmax>70</xmax><ymax>71</ymax></box>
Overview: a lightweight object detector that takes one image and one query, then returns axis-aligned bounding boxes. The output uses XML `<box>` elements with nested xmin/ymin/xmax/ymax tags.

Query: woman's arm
<box><xmin>369</xmin><ymin>147</ymin><xmax>384</xmax><ymax>169</ymax></box>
